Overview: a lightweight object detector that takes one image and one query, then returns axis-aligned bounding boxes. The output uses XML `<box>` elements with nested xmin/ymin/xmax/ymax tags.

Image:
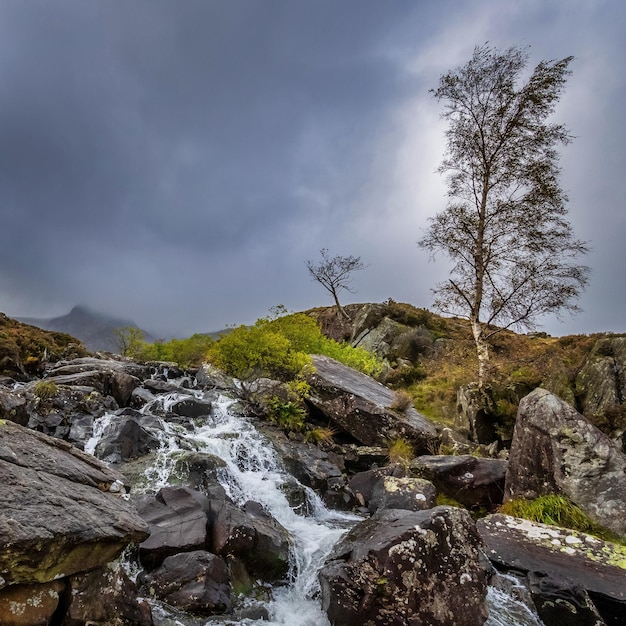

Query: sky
<box><xmin>0</xmin><ymin>0</ymin><xmax>624</xmax><ymax>338</ymax></box>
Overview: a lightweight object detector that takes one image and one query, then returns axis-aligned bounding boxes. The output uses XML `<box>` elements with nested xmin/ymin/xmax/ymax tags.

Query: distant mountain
<box><xmin>18</xmin><ymin>305</ymin><xmax>156</xmax><ymax>353</ymax></box>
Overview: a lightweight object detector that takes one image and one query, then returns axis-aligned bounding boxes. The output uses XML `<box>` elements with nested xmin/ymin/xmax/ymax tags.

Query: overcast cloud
<box><xmin>0</xmin><ymin>0</ymin><xmax>624</xmax><ymax>337</ymax></box>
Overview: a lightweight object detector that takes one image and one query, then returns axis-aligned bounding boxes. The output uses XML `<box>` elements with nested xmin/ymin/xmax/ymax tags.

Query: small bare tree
<box><xmin>419</xmin><ymin>44</ymin><xmax>589</xmax><ymax>387</ymax></box>
<box><xmin>306</xmin><ymin>249</ymin><xmax>366</xmax><ymax>319</ymax></box>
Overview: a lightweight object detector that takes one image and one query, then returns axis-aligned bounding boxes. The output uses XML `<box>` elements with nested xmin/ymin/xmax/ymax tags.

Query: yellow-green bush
<box><xmin>207</xmin><ymin>309</ymin><xmax>383</xmax><ymax>382</ymax></box>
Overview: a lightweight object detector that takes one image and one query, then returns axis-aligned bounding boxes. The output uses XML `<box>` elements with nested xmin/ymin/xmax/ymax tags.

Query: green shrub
<box><xmin>207</xmin><ymin>308</ymin><xmax>383</xmax><ymax>383</ymax></box>
<box><xmin>33</xmin><ymin>380</ymin><xmax>58</xmax><ymax>400</ymax></box>
<box><xmin>266</xmin><ymin>396</ymin><xmax>306</xmax><ymax>432</ymax></box>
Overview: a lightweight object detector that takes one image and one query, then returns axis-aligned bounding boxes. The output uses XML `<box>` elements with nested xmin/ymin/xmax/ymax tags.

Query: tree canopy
<box><xmin>419</xmin><ymin>44</ymin><xmax>589</xmax><ymax>385</ymax></box>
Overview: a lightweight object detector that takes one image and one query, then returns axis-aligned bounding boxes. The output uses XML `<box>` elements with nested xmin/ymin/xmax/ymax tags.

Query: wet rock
<box><xmin>136</xmin><ymin>486</ymin><xmax>211</xmax><ymax>569</ymax></box>
<box><xmin>575</xmin><ymin>337</ymin><xmax>626</xmax><ymax>419</ymax></box>
<box><xmin>527</xmin><ymin>571</ymin><xmax>607</xmax><ymax>626</ymax></box>
<box><xmin>0</xmin><ymin>420</ymin><xmax>148</xmax><ymax>587</ymax></box>
<box><xmin>142</xmin><ymin>379</ymin><xmax>183</xmax><ymax>394</ymax></box>
<box><xmin>195</xmin><ymin>363</ymin><xmax>237</xmax><ymax>391</ymax></box>
<box><xmin>411</xmin><ymin>454</ymin><xmax>507</xmax><ymax>510</ymax></box>
<box><xmin>140</xmin><ymin>550</ymin><xmax>231</xmax><ymax>615</ymax></box>
<box><xmin>94</xmin><ymin>411</ymin><xmax>161</xmax><ymax>463</ymax></box>
<box><xmin>477</xmin><ymin>513</ymin><xmax>626</xmax><ymax>623</ymax></box>
<box><xmin>505</xmin><ymin>388</ymin><xmax>626</xmax><ymax>536</ymax></box>
<box><xmin>168</xmin><ymin>395</ymin><xmax>213</xmax><ymax>418</ymax></box>
<box><xmin>265</xmin><ymin>426</ymin><xmax>355</xmax><ymax>509</ymax></box>
<box><xmin>64</xmin><ymin>563</ymin><xmax>153</xmax><ymax>625</ymax></box>
<box><xmin>171</xmin><ymin>451</ymin><xmax>228</xmax><ymax>492</ymax></box>
<box><xmin>369</xmin><ymin>476</ymin><xmax>437</xmax><ymax>513</ymax></box>
<box><xmin>307</xmin><ymin>355</ymin><xmax>438</xmax><ymax>450</ymax></box>
<box><xmin>319</xmin><ymin>506</ymin><xmax>491</xmax><ymax>626</ymax></box>
<box><xmin>130</xmin><ymin>386</ymin><xmax>156</xmax><ymax>409</ymax></box>
<box><xmin>0</xmin><ymin>580</ymin><xmax>65</xmax><ymax>626</ymax></box>
<box><xmin>46</xmin><ymin>356</ymin><xmax>149</xmax><ymax>380</ymax></box>
<box><xmin>210</xmin><ymin>496</ymin><xmax>291</xmax><ymax>582</ymax></box>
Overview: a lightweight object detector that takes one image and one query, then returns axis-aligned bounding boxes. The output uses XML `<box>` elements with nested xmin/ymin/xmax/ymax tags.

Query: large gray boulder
<box><xmin>0</xmin><ymin>420</ymin><xmax>149</xmax><ymax>588</ymax></box>
<box><xmin>505</xmin><ymin>388</ymin><xmax>626</xmax><ymax>536</ymax></box>
<box><xmin>307</xmin><ymin>354</ymin><xmax>438</xmax><ymax>450</ymax></box>
<box><xmin>319</xmin><ymin>506</ymin><xmax>491</xmax><ymax>626</ymax></box>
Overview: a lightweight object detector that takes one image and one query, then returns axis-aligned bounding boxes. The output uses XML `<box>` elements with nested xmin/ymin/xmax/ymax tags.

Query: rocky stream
<box><xmin>1</xmin><ymin>354</ymin><xmax>625</xmax><ymax>625</ymax></box>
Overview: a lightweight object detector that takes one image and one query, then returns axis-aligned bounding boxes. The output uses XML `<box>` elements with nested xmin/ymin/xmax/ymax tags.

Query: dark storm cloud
<box><xmin>0</xmin><ymin>0</ymin><xmax>624</xmax><ymax>335</ymax></box>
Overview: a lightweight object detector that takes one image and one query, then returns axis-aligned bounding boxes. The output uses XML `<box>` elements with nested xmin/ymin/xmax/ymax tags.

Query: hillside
<box><xmin>0</xmin><ymin>312</ymin><xmax>87</xmax><ymax>379</ymax></box>
<box><xmin>18</xmin><ymin>305</ymin><xmax>156</xmax><ymax>352</ymax></box>
<box><xmin>307</xmin><ymin>301</ymin><xmax>626</xmax><ymax>443</ymax></box>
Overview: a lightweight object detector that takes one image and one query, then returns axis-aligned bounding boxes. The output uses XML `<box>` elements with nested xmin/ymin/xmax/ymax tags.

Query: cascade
<box><xmin>85</xmin><ymin>384</ymin><xmax>545</xmax><ymax>626</ymax></box>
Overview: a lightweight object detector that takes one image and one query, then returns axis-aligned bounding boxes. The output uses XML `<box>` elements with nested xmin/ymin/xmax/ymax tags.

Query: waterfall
<box><xmin>86</xmin><ymin>388</ymin><xmax>545</xmax><ymax>626</ymax></box>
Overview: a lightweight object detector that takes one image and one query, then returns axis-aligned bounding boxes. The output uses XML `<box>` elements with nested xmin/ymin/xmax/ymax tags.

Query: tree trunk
<box><xmin>470</xmin><ymin>319</ymin><xmax>490</xmax><ymax>389</ymax></box>
<box><xmin>331</xmin><ymin>290</ymin><xmax>350</xmax><ymax>320</ymax></box>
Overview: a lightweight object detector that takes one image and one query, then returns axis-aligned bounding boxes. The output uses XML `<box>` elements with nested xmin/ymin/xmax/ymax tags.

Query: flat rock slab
<box><xmin>307</xmin><ymin>354</ymin><xmax>437</xmax><ymax>448</ymax></box>
<box><xmin>0</xmin><ymin>420</ymin><xmax>149</xmax><ymax>587</ymax></box>
<box><xmin>477</xmin><ymin>514</ymin><xmax>626</xmax><ymax>603</ymax></box>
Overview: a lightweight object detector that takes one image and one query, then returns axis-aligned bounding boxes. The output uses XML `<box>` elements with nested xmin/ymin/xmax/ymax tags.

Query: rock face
<box><xmin>0</xmin><ymin>420</ymin><xmax>149</xmax><ymax>587</ymax></box>
<box><xmin>307</xmin><ymin>354</ymin><xmax>438</xmax><ymax>450</ymax></box>
<box><xmin>477</xmin><ymin>514</ymin><xmax>626</xmax><ymax>624</ymax></box>
<box><xmin>505</xmin><ymin>388</ymin><xmax>626</xmax><ymax>536</ymax></box>
<box><xmin>575</xmin><ymin>336</ymin><xmax>626</xmax><ymax>419</ymax></box>
<box><xmin>319</xmin><ymin>506</ymin><xmax>491</xmax><ymax>626</ymax></box>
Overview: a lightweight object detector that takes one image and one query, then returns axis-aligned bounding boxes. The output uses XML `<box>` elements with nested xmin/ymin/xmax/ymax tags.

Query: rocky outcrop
<box><xmin>455</xmin><ymin>384</ymin><xmax>498</xmax><ymax>444</ymax></box>
<box><xmin>319</xmin><ymin>506</ymin><xmax>491</xmax><ymax>626</ymax></box>
<box><xmin>307</xmin><ymin>354</ymin><xmax>438</xmax><ymax>450</ymax></box>
<box><xmin>505</xmin><ymin>388</ymin><xmax>626</xmax><ymax>536</ymax></box>
<box><xmin>575</xmin><ymin>336</ymin><xmax>626</xmax><ymax>420</ymax></box>
<box><xmin>477</xmin><ymin>514</ymin><xmax>626</xmax><ymax>624</ymax></box>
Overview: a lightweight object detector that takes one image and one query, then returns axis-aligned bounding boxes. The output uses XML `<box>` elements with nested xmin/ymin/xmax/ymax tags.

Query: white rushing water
<box><xmin>87</xmin><ymin>389</ymin><xmax>545</xmax><ymax>626</ymax></box>
<box><xmin>141</xmin><ymin>393</ymin><xmax>358</xmax><ymax>626</ymax></box>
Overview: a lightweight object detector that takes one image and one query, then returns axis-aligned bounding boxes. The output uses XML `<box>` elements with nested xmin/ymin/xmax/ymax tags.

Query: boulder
<box><xmin>368</xmin><ymin>476</ymin><xmax>437</xmax><ymax>513</ymax></box>
<box><xmin>140</xmin><ymin>550</ymin><xmax>231</xmax><ymax>615</ymax></box>
<box><xmin>168</xmin><ymin>395</ymin><xmax>213</xmax><ymax>418</ymax></box>
<box><xmin>307</xmin><ymin>355</ymin><xmax>438</xmax><ymax>450</ymax></box>
<box><xmin>63</xmin><ymin>563</ymin><xmax>153</xmax><ymax>626</ymax></box>
<box><xmin>0</xmin><ymin>420</ymin><xmax>149</xmax><ymax>587</ymax></box>
<box><xmin>411</xmin><ymin>454</ymin><xmax>507</xmax><ymax>510</ymax></box>
<box><xmin>44</xmin><ymin>358</ymin><xmax>143</xmax><ymax>407</ymax></box>
<box><xmin>319</xmin><ymin>506</ymin><xmax>491</xmax><ymax>626</ymax></box>
<box><xmin>505</xmin><ymin>388</ymin><xmax>626</xmax><ymax>536</ymax></box>
<box><xmin>210</xmin><ymin>498</ymin><xmax>291</xmax><ymax>582</ymax></box>
<box><xmin>135</xmin><ymin>486</ymin><xmax>211</xmax><ymax>569</ymax></box>
<box><xmin>93</xmin><ymin>411</ymin><xmax>161</xmax><ymax>463</ymax></box>
<box><xmin>348</xmin><ymin>465</ymin><xmax>406</xmax><ymax>509</ymax></box>
<box><xmin>477</xmin><ymin>514</ymin><xmax>626</xmax><ymax>624</ymax></box>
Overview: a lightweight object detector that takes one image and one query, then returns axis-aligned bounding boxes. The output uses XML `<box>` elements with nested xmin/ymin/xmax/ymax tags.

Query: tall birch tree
<box><xmin>419</xmin><ymin>44</ymin><xmax>589</xmax><ymax>386</ymax></box>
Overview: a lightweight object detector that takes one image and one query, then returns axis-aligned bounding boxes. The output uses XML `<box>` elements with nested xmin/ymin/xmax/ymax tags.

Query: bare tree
<box><xmin>306</xmin><ymin>249</ymin><xmax>366</xmax><ymax>319</ymax></box>
<box><xmin>419</xmin><ymin>44</ymin><xmax>589</xmax><ymax>387</ymax></box>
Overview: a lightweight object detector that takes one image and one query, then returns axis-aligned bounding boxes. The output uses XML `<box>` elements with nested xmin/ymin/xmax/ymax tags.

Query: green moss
<box><xmin>33</xmin><ymin>380</ymin><xmax>58</xmax><ymax>400</ymax></box>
